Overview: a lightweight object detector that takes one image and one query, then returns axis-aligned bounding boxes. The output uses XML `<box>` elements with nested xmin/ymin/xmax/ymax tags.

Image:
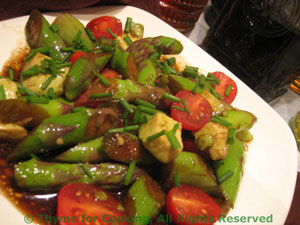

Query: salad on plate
<box><xmin>0</xmin><ymin>9</ymin><xmax>256</xmax><ymax>225</ymax></box>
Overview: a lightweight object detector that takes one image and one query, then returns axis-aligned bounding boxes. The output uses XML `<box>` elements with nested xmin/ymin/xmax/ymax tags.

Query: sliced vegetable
<box><xmin>212</xmin><ymin>72</ymin><xmax>237</xmax><ymax>104</ymax></box>
<box><xmin>86</xmin><ymin>16</ymin><xmax>122</xmax><ymax>39</ymax></box>
<box><xmin>57</xmin><ymin>183</ymin><xmax>127</xmax><ymax>225</ymax></box>
<box><xmin>171</xmin><ymin>90</ymin><xmax>212</xmax><ymax>131</ymax></box>
<box><xmin>166</xmin><ymin>184</ymin><xmax>221</xmax><ymax>225</ymax></box>
<box><xmin>123</xmin><ymin>175</ymin><xmax>165</xmax><ymax>225</ymax></box>
<box><xmin>69</xmin><ymin>51</ymin><xmax>86</xmax><ymax>64</ymax></box>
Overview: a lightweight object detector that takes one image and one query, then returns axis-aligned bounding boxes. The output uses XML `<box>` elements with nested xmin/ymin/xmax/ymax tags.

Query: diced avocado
<box><xmin>213</xmin><ymin>139</ymin><xmax>245</xmax><ymax>207</ymax></box>
<box><xmin>21</xmin><ymin>53</ymin><xmax>69</xmax><ymax>95</ymax></box>
<box><xmin>194</xmin><ymin>122</ymin><xmax>229</xmax><ymax>160</ymax></box>
<box><xmin>123</xmin><ymin>175</ymin><xmax>165</xmax><ymax>225</ymax></box>
<box><xmin>221</xmin><ymin>109</ymin><xmax>257</xmax><ymax>132</ymax></box>
<box><xmin>162</xmin><ymin>151</ymin><xmax>223</xmax><ymax>197</ymax></box>
<box><xmin>138</xmin><ymin>112</ymin><xmax>183</xmax><ymax>163</ymax></box>
<box><xmin>201</xmin><ymin>91</ymin><xmax>225</xmax><ymax>116</ymax></box>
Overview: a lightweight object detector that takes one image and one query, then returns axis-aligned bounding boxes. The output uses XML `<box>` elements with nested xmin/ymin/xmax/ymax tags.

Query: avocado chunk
<box><xmin>162</xmin><ymin>151</ymin><xmax>223</xmax><ymax>197</ymax></box>
<box><xmin>123</xmin><ymin>175</ymin><xmax>165</xmax><ymax>225</ymax></box>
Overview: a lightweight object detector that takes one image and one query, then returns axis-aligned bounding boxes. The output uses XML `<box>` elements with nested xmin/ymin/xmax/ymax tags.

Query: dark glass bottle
<box><xmin>202</xmin><ymin>0</ymin><xmax>300</xmax><ymax>102</ymax></box>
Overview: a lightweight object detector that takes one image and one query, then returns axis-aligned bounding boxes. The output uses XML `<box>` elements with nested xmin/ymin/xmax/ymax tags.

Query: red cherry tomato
<box><xmin>101</xmin><ymin>68</ymin><xmax>120</xmax><ymax>79</ymax></box>
<box><xmin>212</xmin><ymin>71</ymin><xmax>237</xmax><ymax>104</ymax></box>
<box><xmin>171</xmin><ymin>90</ymin><xmax>212</xmax><ymax>131</ymax></box>
<box><xmin>86</xmin><ymin>16</ymin><xmax>122</xmax><ymax>39</ymax></box>
<box><xmin>57</xmin><ymin>183</ymin><xmax>127</xmax><ymax>225</ymax></box>
<box><xmin>69</xmin><ymin>51</ymin><xmax>86</xmax><ymax>64</ymax></box>
<box><xmin>166</xmin><ymin>185</ymin><xmax>221</xmax><ymax>225</ymax></box>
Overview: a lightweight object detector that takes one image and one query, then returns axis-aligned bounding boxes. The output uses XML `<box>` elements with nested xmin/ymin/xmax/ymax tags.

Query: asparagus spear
<box><xmin>25</xmin><ymin>9</ymin><xmax>67</xmax><ymax>62</ymax></box>
<box><xmin>64</xmin><ymin>51</ymin><xmax>113</xmax><ymax>100</ymax></box>
<box><xmin>123</xmin><ymin>175</ymin><xmax>165</xmax><ymax>225</ymax></box>
<box><xmin>127</xmin><ymin>36</ymin><xmax>183</xmax><ymax>64</ymax></box>
<box><xmin>52</xmin><ymin>13</ymin><xmax>94</xmax><ymax>51</ymax></box>
<box><xmin>54</xmin><ymin>137</ymin><xmax>106</xmax><ymax>163</ymax></box>
<box><xmin>0</xmin><ymin>98</ymin><xmax>73</xmax><ymax>127</ymax></box>
<box><xmin>14</xmin><ymin>158</ymin><xmax>145</xmax><ymax>191</ymax></box>
<box><xmin>137</xmin><ymin>58</ymin><xmax>157</xmax><ymax>85</ymax></box>
<box><xmin>7</xmin><ymin>108</ymin><xmax>122</xmax><ymax>161</ymax></box>
<box><xmin>111</xmin><ymin>49</ymin><xmax>138</xmax><ymax>80</ymax></box>
<box><xmin>77</xmin><ymin>78</ymin><xmax>171</xmax><ymax>109</ymax></box>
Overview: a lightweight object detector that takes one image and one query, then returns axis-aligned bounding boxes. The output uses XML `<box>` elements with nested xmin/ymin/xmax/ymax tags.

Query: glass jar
<box><xmin>202</xmin><ymin>0</ymin><xmax>300</xmax><ymax>102</ymax></box>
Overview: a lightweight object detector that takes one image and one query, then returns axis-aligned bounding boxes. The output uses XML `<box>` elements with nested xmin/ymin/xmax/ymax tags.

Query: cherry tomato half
<box><xmin>57</xmin><ymin>183</ymin><xmax>127</xmax><ymax>225</ymax></box>
<box><xmin>86</xmin><ymin>16</ymin><xmax>122</xmax><ymax>39</ymax></box>
<box><xmin>171</xmin><ymin>90</ymin><xmax>212</xmax><ymax>131</ymax></box>
<box><xmin>166</xmin><ymin>185</ymin><xmax>221</xmax><ymax>225</ymax></box>
<box><xmin>69</xmin><ymin>51</ymin><xmax>87</xmax><ymax>64</ymax></box>
<box><xmin>212</xmin><ymin>71</ymin><xmax>237</xmax><ymax>104</ymax></box>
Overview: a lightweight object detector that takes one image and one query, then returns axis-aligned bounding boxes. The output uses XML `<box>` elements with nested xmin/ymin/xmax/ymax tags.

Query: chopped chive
<box><xmin>60</xmin><ymin>52</ymin><xmax>72</xmax><ymax>63</ymax></box>
<box><xmin>93</xmin><ymin>49</ymin><xmax>103</xmax><ymax>54</ymax></box>
<box><xmin>218</xmin><ymin>170</ymin><xmax>233</xmax><ymax>184</ymax></box>
<box><xmin>225</xmin><ymin>85</ymin><xmax>232</xmax><ymax>97</ymax></box>
<box><xmin>41</xmin><ymin>76</ymin><xmax>53</xmax><ymax>90</ymax></box>
<box><xmin>29</xmin><ymin>153</ymin><xmax>40</xmax><ymax>160</ymax></box>
<box><xmin>120</xmin><ymin>98</ymin><xmax>134</xmax><ymax>114</ymax></box>
<box><xmin>124</xmin><ymin>36</ymin><xmax>132</xmax><ymax>45</ymax></box>
<box><xmin>210</xmin><ymin>87</ymin><xmax>221</xmax><ymax>99</ymax></box>
<box><xmin>17</xmin><ymin>84</ymin><xmax>37</xmax><ymax>96</ymax></box>
<box><xmin>71</xmin><ymin>107</ymin><xmax>87</xmax><ymax>113</ymax></box>
<box><xmin>174</xmin><ymin>172</ymin><xmax>180</xmax><ymax>187</ymax></box>
<box><xmin>124</xmin><ymin>17</ymin><xmax>132</xmax><ymax>33</ymax></box>
<box><xmin>139</xmin><ymin>105</ymin><xmax>157</xmax><ymax>115</ymax></box>
<box><xmin>50</xmin><ymin>24</ymin><xmax>59</xmax><ymax>32</ymax></box>
<box><xmin>124</xmin><ymin>160</ymin><xmax>136</xmax><ymax>185</ymax></box>
<box><xmin>147</xmin><ymin>130</ymin><xmax>165</xmax><ymax>142</ymax></box>
<box><xmin>47</xmin><ymin>87</ymin><xmax>56</xmax><ymax>99</ymax></box>
<box><xmin>135</xmin><ymin>98</ymin><xmax>156</xmax><ymax>109</ymax></box>
<box><xmin>0</xmin><ymin>85</ymin><xmax>6</xmax><ymax>100</ymax></box>
<box><xmin>112</xmin><ymin>39</ymin><xmax>119</xmax><ymax>47</ymax></box>
<box><xmin>60</xmin><ymin>47</ymin><xmax>75</xmax><ymax>53</ymax></box>
<box><xmin>162</xmin><ymin>93</ymin><xmax>180</xmax><ymax>103</ymax></box>
<box><xmin>41</xmin><ymin>60</ymin><xmax>47</xmax><ymax>69</ymax></box>
<box><xmin>123</xmin><ymin>110</ymin><xmax>129</xmax><ymax>126</ymax></box>
<box><xmin>227</xmin><ymin>128</ymin><xmax>236</xmax><ymax>144</ymax></box>
<box><xmin>166</xmin><ymin>57</ymin><xmax>176</xmax><ymax>66</ymax></box>
<box><xmin>181</xmin><ymin>98</ymin><xmax>190</xmax><ymax>115</ymax></box>
<box><xmin>85</xmin><ymin>28</ymin><xmax>96</xmax><ymax>41</ymax></box>
<box><xmin>183</xmin><ymin>68</ymin><xmax>198</xmax><ymax>79</ymax></box>
<box><xmin>163</xmin><ymin>61</ymin><xmax>171</xmax><ymax>74</ymax></box>
<box><xmin>172</xmin><ymin>123</ymin><xmax>179</xmax><ymax>133</ymax></box>
<box><xmin>22</xmin><ymin>66</ymin><xmax>40</xmax><ymax>78</ymax></box>
<box><xmin>199</xmin><ymin>74</ymin><xmax>206</xmax><ymax>88</ymax></box>
<box><xmin>101</xmin><ymin>45</ymin><xmax>115</xmax><ymax>52</ymax></box>
<box><xmin>73</xmin><ymin>30</ymin><xmax>82</xmax><ymax>43</ymax></box>
<box><xmin>25</xmin><ymin>52</ymin><xmax>36</xmax><ymax>61</ymax></box>
<box><xmin>154</xmin><ymin>59</ymin><xmax>163</xmax><ymax>69</ymax></box>
<box><xmin>132</xmin><ymin>106</ymin><xmax>142</xmax><ymax>124</ymax></box>
<box><xmin>56</xmin><ymin>62</ymin><xmax>71</xmax><ymax>69</ymax></box>
<box><xmin>149</xmin><ymin>52</ymin><xmax>160</xmax><ymax>60</ymax></box>
<box><xmin>51</xmin><ymin>60</ymin><xmax>57</xmax><ymax>78</ymax></box>
<box><xmin>169</xmin><ymin>66</ymin><xmax>179</xmax><ymax>75</ymax></box>
<box><xmin>108</xmin><ymin>125</ymin><xmax>139</xmax><ymax>133</ymax></box>
<box><xmin>26</xmin><ymin>96</ymin><xmax>49</xmax><ymax>104</ymax></box>
<box><xmin>33</xmin><ymin>47</ymin><xmax>50</xmax><ymax>54</ymax></box>
<box><xmin>8</xmin><ymin>67</ymin><xmax>14</xmax><ymax>80</ymax></box>
<box><xmin>154</xmin><ymin>40</ymin><xmax>164</xmax><ymax>48</ymax></box>
<box><xmin>96</xmin><ymin>73</ymin><xmax>111</xmax><ymax>87</ymax></box>
<box><xmin>165</xmin><ymin>39</ymin><xmax>175</xmax><ymax>48</ymax></box>
<box><xmin>138</xmin><ymin>114</ymin><xmax>148</xmax><ymax>124</ymax></box>
<box><xmin>106</xmin><ymin>28</ymin><xmax>117</xmax><ymax>39</ymax></box>
<box><xmin>80</xmin><ymin>164</ymin><xmax>93</xmax><ymax>178</ymax></box>
<box><xmin>166</xmin><ymin>129</ymin><xmax>181</xmax><ymax>150</ymax></box>
<box><xmin>207</xmin><ymin>73</ymin><xmax>220</xmax><ymax>85</ymax></box>
<box><xmin>210</xmin><ymin>116</ymin><xmax>232</xmax><ymax>127</ymax></box>
<box><xmin>191</xmin><ymin>83</ymin><xmax>199</xmax><ymax>94</ymax></box>
<box><xmin>185</xmin><ymin>65</ymin><xmax>199</xmax><ymax>72</ymax></box>
<box><xmin>89</xmin><ymin>92</ymin><xmax>113</xmax><ymax>99</ymax></box>
<box><xmin>171</xmin><ymin>105</ymin><xmax>185</xmax><ymax>112</ymax></box>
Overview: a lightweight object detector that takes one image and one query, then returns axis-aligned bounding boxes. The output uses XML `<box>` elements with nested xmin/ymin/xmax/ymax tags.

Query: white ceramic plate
<box><xmin>0</xmin><ymin>6</ymin><xmax>297</xmax><ymax>225</ymax></box>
